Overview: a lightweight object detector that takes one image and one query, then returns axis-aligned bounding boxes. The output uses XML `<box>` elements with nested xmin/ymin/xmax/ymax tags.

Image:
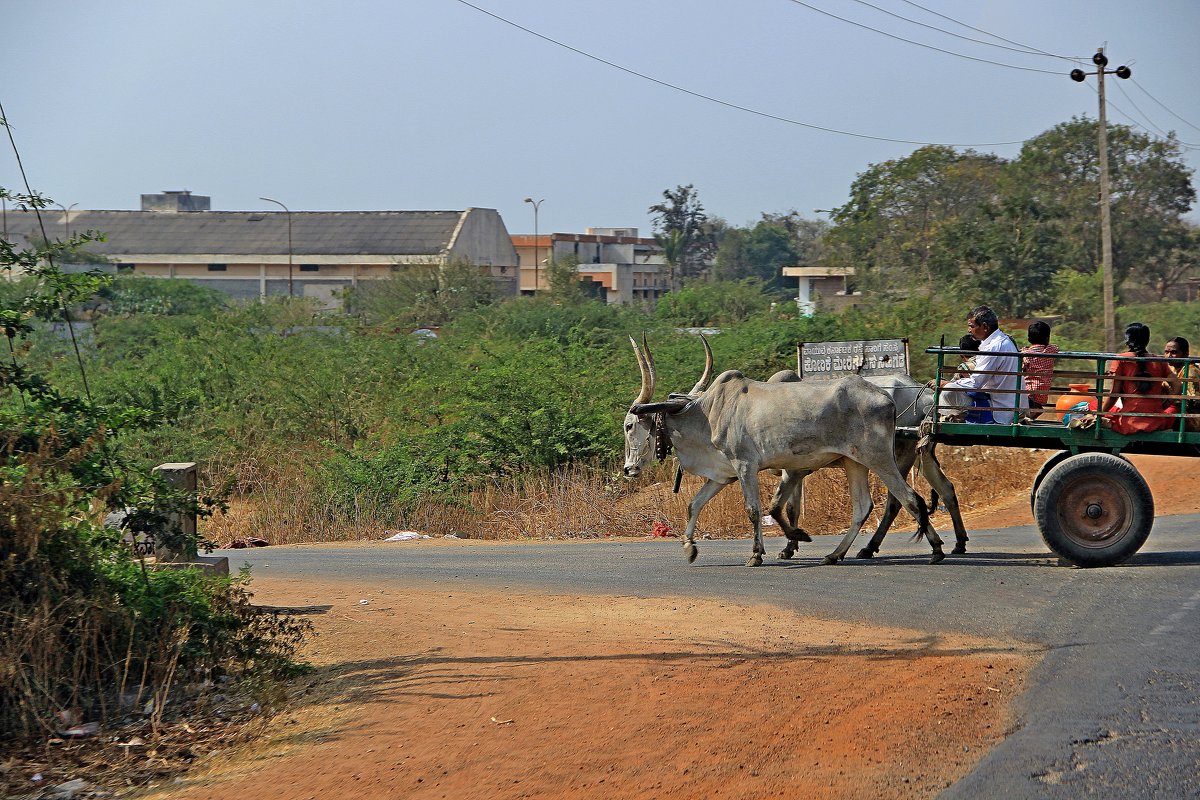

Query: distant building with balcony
<box><xmin>511</xmin><ymin>227</ymin><xmax>666</xmax><ymax>304</ymax></box>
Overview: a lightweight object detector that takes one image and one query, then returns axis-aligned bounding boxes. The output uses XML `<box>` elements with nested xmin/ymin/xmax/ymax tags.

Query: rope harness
<box><xmin>653</xmin><ymin>412</ymin><xmax>672</xmax><ymax>460</ymax></box>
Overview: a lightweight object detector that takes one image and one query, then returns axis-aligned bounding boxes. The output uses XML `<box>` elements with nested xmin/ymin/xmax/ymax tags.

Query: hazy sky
<box><xmin>4</xmin><ymin>0</ymin><xmax>1198</xmax><ymax>236</ymax></box>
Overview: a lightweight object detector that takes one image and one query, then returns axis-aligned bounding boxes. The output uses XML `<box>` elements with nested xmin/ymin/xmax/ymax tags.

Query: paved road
<box><xmin>221</xmin><ymin>516</ymin><xmax>1200</xmax><ymax>799</ymax></box>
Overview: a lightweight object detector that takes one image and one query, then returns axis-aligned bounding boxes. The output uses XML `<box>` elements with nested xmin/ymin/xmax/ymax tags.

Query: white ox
<box><xmin>766</xmin><ymin>370</ymin><xmax>968</xmax><ymax>560</ymax></box>
<box><xmin>622</xmin><ymin>336</ymin><xmax>945</xmax><ymax>566</ymax></box>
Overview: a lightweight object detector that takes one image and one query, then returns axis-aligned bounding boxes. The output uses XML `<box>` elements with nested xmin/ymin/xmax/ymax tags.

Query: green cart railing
<box><xmin>911</xmin><ymin>344</ymin><xmax>1200</xmax><ymax>567</ymax></box>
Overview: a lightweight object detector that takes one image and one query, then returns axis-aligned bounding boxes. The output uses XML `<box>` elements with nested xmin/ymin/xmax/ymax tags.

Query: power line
<box><xmin>892</xmin><ymin>0</ymin><xmax>1081</xmax><ymax>61</ymax></box>
<box><xmin>1087</xmin><ymin>84</ymin><xmax>1200</xmax><ymax>150</ymax></box>
<box><xmin>453</xmin><ymin>0</ymin><xmax>1030</xmax><ymax>147</ymax></box>
<box><xmin>1129</xmin><ymin>78</ymin><xmax>1200</xmax><ymax>137</ymax></box>
<box><xmin>841</xmin><ymin>0</ymin><xmax>1082</xmax><ymax>61</ymax></box>
<box><xmin>781</xmin><ymin>0</ymin><xmax>1064</xmax><ymax>74</ymax></box>
<box><xmin>1111</xmin><ymin>80</ymin><xmax>1172</xmax><ymax>139</ymax></box>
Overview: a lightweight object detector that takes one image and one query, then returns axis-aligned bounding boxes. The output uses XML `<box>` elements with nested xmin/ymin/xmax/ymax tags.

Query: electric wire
<box><xmin>781</xmin><ymin>0</ymin><xmax>1064</xmax><ymax>74</ymax></box>
<box><xmin>1129</xmin><ymin>78</ymin><xmax>1200</xmax><ymax>137</ymax></box>
<box><xmin>1111</xmin><ymin>80</ymin><xmax>1173</xmax><ymax>139</ymax></box>
<box><xmin>0</xmin><ymin>98</ymin><xmax>95</xmax><ymax>404</ymax></box>
<box><xmin>1086</xmin><ymin>84</ymin><xmax>1200</xmax><ymax>151</ymax></box>
<box><xmin>841</xmin><ymin>0</ymin><xmax>1085</xmax><ymax>61</ymax></box>
<box><xmin>453</xmin><ymin>0</ymin><xmax>1030</xmax><ymax>147</ymax></box>
<box><xmin>892</xmin><ymin>0</ymin><xmax>1081</xmax><ymax>61</ymax></box>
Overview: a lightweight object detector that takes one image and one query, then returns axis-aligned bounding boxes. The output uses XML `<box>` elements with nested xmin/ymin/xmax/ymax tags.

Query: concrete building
<box><xmin>511</xmin><ymin>227</ymin><xmax>666</xmax><ymax>304</ymax></box>
<box><xmin>782</xmin><ymin>265</ymin><xmax>861</xmax><ymax>315</ymax></box>
<box><xmin>3</xmin><ymin>192</ymin><xmax>519</xmax><ymax>307</ymax></box>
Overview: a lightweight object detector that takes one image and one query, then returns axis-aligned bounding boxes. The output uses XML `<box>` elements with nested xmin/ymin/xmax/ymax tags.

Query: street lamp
<box><xmin>259</xmin><ymin>196</ymin><xmax>293</xmax><ymax>297</ymax></box>
<box><xmin>524</xmin><ymin>197</ymin><xmax>544</xmax><ymax>293</ymax></box>
<box><xmin>57</xmin><ymin>203</ymin><xmax>78</xmax><ymax>242</ymax></box>
<box><xmin>1071</xmin><ymin>49</ymin><xmax>1131</xmax><ymax>353</ymax></box>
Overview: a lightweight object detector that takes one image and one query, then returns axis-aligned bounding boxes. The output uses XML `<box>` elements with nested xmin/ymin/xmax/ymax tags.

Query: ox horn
<box><xmin>630</xmin><ymin>334</ymin><xmax>654</xmax><ymax>405</ymax></box>
<box><xmin>641</xmin><ymin>331</ymin><xmax>658</xmax><ymax>395</ymax></box>
<box><xmin>688</xmin><ymin>332</ymin><xmax>714</xmax><ymax>396</ymax></box>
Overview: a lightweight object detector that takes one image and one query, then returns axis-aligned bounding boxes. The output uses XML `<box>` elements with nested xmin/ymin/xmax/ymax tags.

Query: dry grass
<box><xmin>201</xmin><ymin>446</ymin><xmax>1047</xmax><ymax>545</ymax></box>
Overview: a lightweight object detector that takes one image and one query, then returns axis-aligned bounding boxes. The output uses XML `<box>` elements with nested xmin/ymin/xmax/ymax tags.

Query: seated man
<box><xmin>1102</xmin><ymin>323</ymin><xmax>1178</xmax><ymax>435</ymax></box>
<box><xmin>1021</xmin><ymin>321</ymin><xmax>1059</xmax><ymax>419</ymax></box>
<box><xmin>939</xmin><ymin>306</ymin><xmax>1024</xmax><ymax>424</ymax></box>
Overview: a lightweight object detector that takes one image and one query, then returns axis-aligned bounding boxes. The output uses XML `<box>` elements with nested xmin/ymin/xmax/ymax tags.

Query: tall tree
<box><xmin>713</xmin><ymin>219</ymin><xmax>800</xmax><ymax>289</ymax></box>
<box><xmin>1010</xmin><ymin>116</ymin><xmax>1196</xmax><ymax>292</ymax></box>
<box><xmin>648</xmin><ymin>184</ymin><xmax>715</xmax><ymax>289</ymax></box>
<box><xmin>825</xmin><ymin>146</ymin><xmax>1005</xmax><ymax>297</ymax></box>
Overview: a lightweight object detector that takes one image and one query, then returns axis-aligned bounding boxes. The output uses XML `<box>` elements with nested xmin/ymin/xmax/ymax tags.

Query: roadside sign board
<box><xmin>798</xmin><ymin>338</ymin><xmax>909</xmax><ymax>380</ymax></box>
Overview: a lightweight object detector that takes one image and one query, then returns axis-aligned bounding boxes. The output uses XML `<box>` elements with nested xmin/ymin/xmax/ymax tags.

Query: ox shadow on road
<box><xmin>687</xmin><ymin>548</ymin><xmax>1200</xmax><ymax>569</ymax></box>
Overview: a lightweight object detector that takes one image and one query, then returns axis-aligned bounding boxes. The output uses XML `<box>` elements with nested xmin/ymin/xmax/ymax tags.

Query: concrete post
<box><xmin>153</xmin><ymin>462</ymin><xmax>198</xmax><ymax>562</ymax></box>
<box><xmin>151</xmin><ymin>462</ymin><xmax>229</xmax><ymax>576</ymax></box>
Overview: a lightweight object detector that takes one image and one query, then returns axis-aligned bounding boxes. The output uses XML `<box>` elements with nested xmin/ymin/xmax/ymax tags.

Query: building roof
<box><xmin>782</xmin><ymin>265</ymin><xmax>855</xmax><ymax>278</ymax></box>
<box><xmin>2</xmin><ymin>209</ymin><xmax>474</xmax><ymax>256</ymax></box>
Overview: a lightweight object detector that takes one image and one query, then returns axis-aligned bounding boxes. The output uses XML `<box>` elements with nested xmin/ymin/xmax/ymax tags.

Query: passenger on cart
<box><xmin>1162</xmin><ymin>336</ymin><xmax>1198</xmax><ymax>432</ymax></box>
<box><xmin>1021</xmin><ymin>321</ymin><xmax>1060</xmax><ymax>419</ymax></box>
<box><xmin>939</xmin><ymin>305</ymin><xmax>1025</xmax><ymax>424</ymax></box>
<box><xmin>1101</xmin><ymin>322</ymin><xmax>1179</xmax><ymax>435</ymax></box>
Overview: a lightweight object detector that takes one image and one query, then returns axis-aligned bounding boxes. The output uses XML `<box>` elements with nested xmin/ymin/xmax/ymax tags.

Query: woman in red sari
<box><xmin>1102</xmin><ymin>323</ymin><xmax>1179</xmax><ymax>435</ymax></box>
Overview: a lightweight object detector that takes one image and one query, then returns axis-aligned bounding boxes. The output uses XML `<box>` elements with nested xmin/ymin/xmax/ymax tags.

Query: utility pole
<box><xmin>1072</xmin><ymin>49</ymin><xmax>1131</xmax><ymax>352</ymax></box>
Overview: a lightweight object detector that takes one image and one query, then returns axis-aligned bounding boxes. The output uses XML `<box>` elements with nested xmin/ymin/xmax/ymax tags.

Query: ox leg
<box><xmin>858</xmin><ymin>444</ymin><xmax>918</xmax><ymax>559</ymax></box>
<box><xmin>735</xmin><ymin>465</ymin><xmax>766</xmax><ymax>567</ymax></box>
<box><xmin>823</xmin><ymin>462</ymin><xmax>873</xmax><ymax>565</ymax></box>
<box><xmin>681</xmin><ymin>479</ymin><xmax>728</xmax><ymax>564</ymax></box>
<box><xmin>771</xmin><ymin>469</ymin><xmax>813</xmax><ymax>560</ymax></box>
<box><xmin>873</xmin><ymin>465</ymin><xmax>945</xmax><ymax>565</ymax></box>
<box><xmin>920</xmin><ymin>449</ymin><xmax>969</xmax><ymax>554</ymax></box>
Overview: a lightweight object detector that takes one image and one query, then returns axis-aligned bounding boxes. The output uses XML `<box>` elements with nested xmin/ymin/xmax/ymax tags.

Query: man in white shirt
<box><xmin>939</xmin><ymin>306</ymin><xmax>1026</xmax><ymax>425</ymax></box>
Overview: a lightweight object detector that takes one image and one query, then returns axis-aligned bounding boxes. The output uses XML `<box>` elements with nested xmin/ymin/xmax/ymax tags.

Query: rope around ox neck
<box><xmin>654</xmin><ymin>413</ymin><xmax>672</xmax><ymax>460</ymax></box>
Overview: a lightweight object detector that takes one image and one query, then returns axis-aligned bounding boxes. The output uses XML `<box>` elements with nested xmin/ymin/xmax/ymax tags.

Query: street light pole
<box><xmin>524</xmin><ymin>197</ymin><xmax>544</xmax><ymax>293</ymax></box>
<box><xmin>57</xmin><ymin>203</ymin><xmax>78</xmax><ymax>243</ymax></box>
<box><xmin>259</xmin><ymin>197</ymin><xmax>294</xmax><ymax>297</ymax></box>
<box><xmin>1071</xmin><ymin>49</ymin><xmax>1131</xmax><ymax>353</ymax></box>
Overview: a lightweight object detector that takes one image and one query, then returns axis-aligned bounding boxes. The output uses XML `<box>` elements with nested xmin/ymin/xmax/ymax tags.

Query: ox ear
<box><xmin>630</xmin><ymin>399</ymin><xmax>691</xmax><ymax>416</ymax></box>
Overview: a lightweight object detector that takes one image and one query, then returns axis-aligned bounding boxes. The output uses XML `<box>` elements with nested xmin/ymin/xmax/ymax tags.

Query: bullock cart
<box><xmin>919</xmin><ymin>345</ymin><xmax>1200</xmax><ymax>568</ymax></box>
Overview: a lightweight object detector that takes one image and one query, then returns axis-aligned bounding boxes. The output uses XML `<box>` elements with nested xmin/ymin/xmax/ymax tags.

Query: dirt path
<box><xmin>161</xmin><ymin>583</ymin><xmax>1034</xmax><ymax>800</ymax></box>
<box><xmin>153</xmin><ymin>454</ymin><xmax>1194</xmax><ymax>800</ymax></box>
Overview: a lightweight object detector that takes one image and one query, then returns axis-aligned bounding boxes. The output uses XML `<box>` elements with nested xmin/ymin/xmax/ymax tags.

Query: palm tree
<box><xmin>655</xmin><ymin>229</ymin><xmax>685</xmax><ymax>292</ymax></box>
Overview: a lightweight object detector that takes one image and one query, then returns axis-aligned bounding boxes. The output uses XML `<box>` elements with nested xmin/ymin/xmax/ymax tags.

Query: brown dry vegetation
<box><xmin>202</xmin><ymin>445</ymin><xmax>1047</xmax><ymax>545</ymax></box>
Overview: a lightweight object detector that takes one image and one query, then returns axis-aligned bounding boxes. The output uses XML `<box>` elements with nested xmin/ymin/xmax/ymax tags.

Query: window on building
<box><xmin>208</xmin><ymin>264</ymin><xmax>228</xmax><ymax>272</ymax></box>
<box><xmin>299</xmin><ymin>264</ymin><xmax>320</xmax><ymax>272</ymax></box>
<box><xmin>116</xmin><ymin>263</ymin><xmax>134</xmax><ymax>274</ymax></box>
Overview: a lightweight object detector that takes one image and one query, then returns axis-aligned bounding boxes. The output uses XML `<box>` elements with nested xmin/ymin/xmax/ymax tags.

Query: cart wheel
<box><xmin>1033</xmin><ymin>453</ymin><xmax>1153</xmax><ymax>567</ymax></box>
<box><xmin>1029</xmin><ymin>451</ymin><xmax>1070</xmax><ymax>514</ymax></box>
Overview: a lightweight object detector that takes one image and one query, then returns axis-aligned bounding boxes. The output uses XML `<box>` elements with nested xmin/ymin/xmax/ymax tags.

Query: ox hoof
<box><xmin>821</xmin><ymin>555</ymin><xmax>840</xmax><ymax>566</ymax></box>
<box><xmin>777</xmin><ymin>549</ymin><xmax>795</xmax><ymax>560</ymax></box>
<box><xmin>929</xmin><ymin>550</ymin><xmax>946</xmax><ymax>565</ymax></box>
<box><xmin>951</xmin><ymin>544</ymin><xmax>968</xmax><ymax>555</ymax></box>
<box><xmin>683</xmin><ymin>543</ymin><xmax>699</xmax><ymax>564</ymax></box>
<box><xmin>745</xmin><ymin>555</ymin><xmax>763</xmax><ymax>567</ymax></box>
<box><xmin>855</xmin><ymin>547</ymin><xmax>875</xmax><ymax>560</ymax></box>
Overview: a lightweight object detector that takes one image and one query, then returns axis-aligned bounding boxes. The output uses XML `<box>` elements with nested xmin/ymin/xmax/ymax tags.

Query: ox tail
<box><xmin>908</xmin><ymin>493</ymin><xmax>931</xmax><ymax>543</ymax></box>
<box><xmin>928</xmin><ymin>489</ymin><xmax>940</xmax><ymax>516</ymax></box>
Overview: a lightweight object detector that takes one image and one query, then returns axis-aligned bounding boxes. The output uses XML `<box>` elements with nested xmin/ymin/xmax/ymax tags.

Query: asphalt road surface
<box><xmin>220</xmin><ymin>516</ymin><xmax>1200</xmax><ymax>799</ymax></box>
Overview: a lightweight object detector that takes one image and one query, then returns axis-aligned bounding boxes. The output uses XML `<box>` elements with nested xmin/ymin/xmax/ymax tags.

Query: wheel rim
<box><xmin>1054</xmin><ymin>473</ymin><xmax>1132</xmax><ymax>547</ymax></box>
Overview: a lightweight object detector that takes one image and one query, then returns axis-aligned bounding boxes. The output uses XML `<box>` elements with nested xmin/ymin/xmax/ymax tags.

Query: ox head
<box><xmin>622</xmin><ymin>333</ymin><xmax>712</xmax><ymax>478</ymax></box>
